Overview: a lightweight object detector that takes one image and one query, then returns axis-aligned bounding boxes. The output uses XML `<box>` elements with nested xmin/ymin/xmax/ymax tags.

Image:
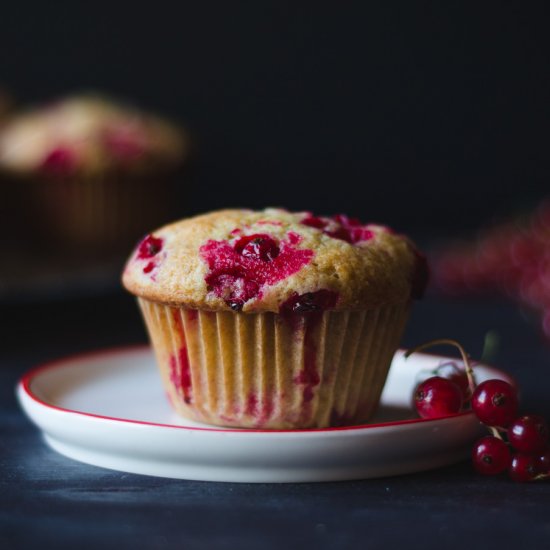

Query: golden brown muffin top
<box><xmin>122</xmin><ymin>208</ymin><xmax>428</xmax><ymax>313</ymax></box>
<box><xmin>0</xmin><ymin>94</ymin><xmax>187</xmax><ymax>177</ymax></box>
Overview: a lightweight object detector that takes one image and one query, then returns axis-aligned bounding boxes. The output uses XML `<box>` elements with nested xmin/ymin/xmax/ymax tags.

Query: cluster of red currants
<box><xmin>432</xmin><ymin>200</ymin><xmax>550</xmax><ymax>339</ymax></box>
<box><xmin>408</xmin><ymin>339</ymin><xmax>549</xmax><ymax>482</ymax></box>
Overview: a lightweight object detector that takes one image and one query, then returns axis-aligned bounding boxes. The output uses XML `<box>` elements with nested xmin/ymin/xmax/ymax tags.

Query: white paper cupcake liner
<box><xmin>138</xmin><ymin>298</ymin><xmax>410</xmax><ymax>429</ymax></box>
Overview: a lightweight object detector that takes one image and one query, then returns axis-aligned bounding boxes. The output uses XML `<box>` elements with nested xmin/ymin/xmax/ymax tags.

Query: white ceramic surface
<box><xmin>17</xmin><ymin>346</ymin><xmax>511</xmax><ymax>483</ymax></box>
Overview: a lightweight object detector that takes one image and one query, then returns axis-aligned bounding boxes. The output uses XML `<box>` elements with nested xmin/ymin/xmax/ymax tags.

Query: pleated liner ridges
<box><xmin>138</xmin><ymin>298</ymin><xmax>410</xmax><ymax>429</ymax></box>
<box><xmin>35</xmin><ymin>170</ymin><xmax>174</xmax><ymax>251</ymax></box>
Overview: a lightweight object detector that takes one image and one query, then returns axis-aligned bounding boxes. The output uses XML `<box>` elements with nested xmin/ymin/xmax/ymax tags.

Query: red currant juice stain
<box><xmin>199</xmin><ymin>232</ymin><xmax>314</xmax><ymax>310</ymax></box>
<box><xmin>245</xmin><ymin>392</ymin><xmax>259</xmax><ymax>417</ymax></box>
<box><xmin>137</xmin><ymin>234</ymin><xmax>163</xmax><ymax>259</ymax></box>
<box><xmin>136</xmin><ymin>234</ymin><xmax>164</xmax><ymax>276</ymax></box>
<box><xmin>143</xmin><ymin>262</ymin><xmax>155</xmax><ymax>274</ymax></box>
<box><xmin>244</xmin><ymin>391</ymin><xmax>275</xmax><ymax>427</ymax></box>
<box><xmin>40</xmin><ymin>147</ymin><xmax>78</xmax><ymax>177</ymax></box>
<box><xmin>168</xmin><ymin>309</ymin><xmax>193</xmax><ymax>404</ymax></box>
<box><xmin>280</xmin><ymin>290</ymin><xmax>339</xmax><ymax>409</ymax></box>
<box><xmin>256</xmin><ymin>219</ymin><xmax>283</xmax><ymax>226</ymax></box>
<box><xmin>300</xmin><ymin>214</ymin><xmax>375</xmax><ymax>244</ymax></box>
<box><xmin>287</xmin><ymin>231</ymin><xmax>301</xmax><ymax>245</ymax></box>
<box><xmin>102</xmin><ymin>124</ymin><xmax>147</xmax><ymax>162</ymax></box>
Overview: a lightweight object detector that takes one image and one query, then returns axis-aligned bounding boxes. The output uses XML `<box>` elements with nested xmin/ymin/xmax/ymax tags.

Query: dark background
<box><xmin>2</xmin><ymin>5</ymin><xmax>550</xmax><ymax>549</ymax></box>
<box><xmin>2</xmin><ymin>2</ymin><xmax>549</xmax><ymax>237</ymax></box>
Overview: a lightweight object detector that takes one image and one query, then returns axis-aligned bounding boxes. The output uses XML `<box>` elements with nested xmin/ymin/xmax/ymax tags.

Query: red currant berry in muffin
<box><xmin>234</xmin><ymin>234</ymin><xmax>280</xmax><ymax>262</ymax></box>
<box><xmin>40</xmin><ymin>147</ymin><xmax>77</xmax><ymax>176</ymax></box>
<box><xmin>300</xmin><ymin>213</ymin><xmax>375</xmax><ymax>245</ymax></box>
<box><xmin>138</xmin><ymin>234</ymin><xmax>164</xmax><ymax>259</ymax></box>
<box><xmin>280</xmin><ymin>290</ymin><xmax>339</xmax><ymax>314</ymax></box>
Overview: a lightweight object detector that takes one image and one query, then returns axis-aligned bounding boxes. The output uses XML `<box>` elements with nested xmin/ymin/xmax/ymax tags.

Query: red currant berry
<box><xmin>138</xmin><ymin>234</ymin><xmax>163</xmax><ymax>259</ymax></box>
<box><xmin>536</xmin><ymin>448</ymin><xmax>550</xmax><ymax>475</ymax></box>
<box><xmin>143</xmin><ymin>261</ymin><xmax>155</xmax><ymax>274</ymax></box>
<box><xmin>280</xmin><ymin>290</ymin><xmax>339</xmax><ymax>314</ymax></box>
<box><xmin>103</xmin><ymin>125</ymin><xmax>146</xmax><ymax>160</ymax></box>
<box><xmin>471</xmin><ymin>379</ymin><xmax>518</xmax><ymax>427</ymax></box>
<box><xmin>301</xmin><ymin>213</ymin><xmax>374</xmax><ymax>244</ymax></box>
<box><xmin>41</xmin><ymin>147</ymin><xmax>77</xmax><ymax>176</ymax></box>
<box><xmin>332</xmin><ymin>214</ymin><xmax>362</xmax><ymax>227</ymax></box>
<box><xmin>509</xmin><ymin>453</ymin><xmax>540</xmax><ymax>482</ymax></box>
<box><xmin>414</xmin><ymin>376</ymin><xmax>463</xmax><ymax>419</ymax></box>
<box><xmin>301</xmin><ymin>215</ymin><xmax>328</xmax><ymax>230</ymax></box>
<box><xmin>234</xmin><ymin>234</ymin><xmax>280</xmax><ymax>262</ymax></box>
<box><xmin>324</xmin><ymin>225</ymin><xmax>352</xmax><ymax>243</ymax></box>
<box><xmin>348</xmin><ymin>227</ymin><xmax>374</xmax><ymax>244</ymax></box>
<box><xmin>472</xmin><ymin>436</ymin><xmax>511</xmax><ymax>475</ymax></box>
<box><xmin>508</xmin><ymin>415</ymin><xmax>549</xmax><ymax>453</ymax></box>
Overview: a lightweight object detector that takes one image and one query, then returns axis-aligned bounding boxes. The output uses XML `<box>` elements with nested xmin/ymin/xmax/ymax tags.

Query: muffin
<box><xmin>0</xmin><ymin>88</ymin><xmax>16</xmax><ymax>250</ymax></box>
<box><xmin>0</xmin><ymin>94</ymin><xmax>188</xmax><ymax>257</ymax></box>
<box><xmin>0</xmin><ymin>88</ymin><xmax>13</xmax><ymax>122</ymax></box>
<box><xmin>123</xmin><ymin>208</ymin><xmax>428</xmax><ymax>429</ymax></box>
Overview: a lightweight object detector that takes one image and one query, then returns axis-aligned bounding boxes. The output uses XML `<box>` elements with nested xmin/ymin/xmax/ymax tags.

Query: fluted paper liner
<box><xmin>139</xmin><ymin>298</ymin><xmax>410</xmax><ymax>429</ymax></box>
<box><xmin>34</xmin><ymin>169</ymin><xmax>177</xmax><ymax>254</ymax></box>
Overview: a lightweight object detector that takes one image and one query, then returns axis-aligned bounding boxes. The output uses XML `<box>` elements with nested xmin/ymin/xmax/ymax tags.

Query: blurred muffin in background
<box><xmin>0</xmin><ymin>87</ymin><xmax>17</xmax><ymax>247</ymax></box>
<box><xmin>0</xmin><ymin>88</ymin><xmax>14</xmax><ymax>122</ymax></box>
<box><xmin>0</xmin><ymin>94</ymin><xmax>188</xmax><ymax>260</ymax></box>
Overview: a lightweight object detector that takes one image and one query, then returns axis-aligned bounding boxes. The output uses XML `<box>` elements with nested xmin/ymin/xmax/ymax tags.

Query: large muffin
<box><xmin>123</xmin><ymin>208</ymin><xmax>428</xmax><ymax>429</ymax></box>
<box><xmin>0</xmin><ymin>94</ymin><xmax>188</xmax><ymax>256</ymax></box>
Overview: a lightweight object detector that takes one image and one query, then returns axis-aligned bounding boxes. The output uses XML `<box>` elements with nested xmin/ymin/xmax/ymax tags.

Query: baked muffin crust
<box><xmin>123</xmin><ymin>208</ymin><xmax>427</xmax><ymax>312</ymax></box>
<box><xmin>0</xmin><ymin>95</ymin><xmax>186</xmax><ymax>176</ymax></box>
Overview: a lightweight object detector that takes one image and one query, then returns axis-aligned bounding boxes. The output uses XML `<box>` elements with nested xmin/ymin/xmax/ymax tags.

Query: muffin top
<box><xmin>123</xmin><ymin>208</ymin><xmax>428</xmax><ymax>313</ymax></box>
<box><xmin>0</xmin><ymin>94</ymin><xmax>186</xmax><ymax>177</ymax></box>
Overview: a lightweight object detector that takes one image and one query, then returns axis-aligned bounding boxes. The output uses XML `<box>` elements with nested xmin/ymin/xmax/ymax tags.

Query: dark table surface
<box><xmin>2</xmin><ymin>290</ymin><xmax>549</xmax><ymax>550</ymax></box>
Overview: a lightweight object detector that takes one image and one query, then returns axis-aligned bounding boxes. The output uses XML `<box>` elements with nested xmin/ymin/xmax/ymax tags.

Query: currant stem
<box><xmin>488</xmin><ymin>426</ymin><xmax>503</xmax><ymax>440</ymax></box>
<box><xmin>481</xmin><ymin>329</ymin><xmax>500</xmax><ymax>364</ymax></box>
<box><xmin>404</xmin><ymin>338</ymin><xmax>476</xmax><ymax>398</ymax></box>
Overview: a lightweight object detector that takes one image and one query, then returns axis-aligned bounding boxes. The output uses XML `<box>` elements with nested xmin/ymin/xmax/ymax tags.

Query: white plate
<box><xmin>17</xmin><ymin>346</ymin><xmax>510</xmax><ymax>483</ymax></box>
